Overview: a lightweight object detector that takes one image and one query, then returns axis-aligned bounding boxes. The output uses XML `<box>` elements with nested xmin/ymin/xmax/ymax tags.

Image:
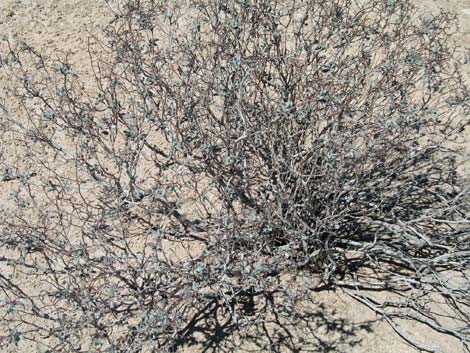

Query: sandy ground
<box><xmin>0</xmin><ymin>1</ymin><xmax>469</xmax><ymax>352</ymax></box>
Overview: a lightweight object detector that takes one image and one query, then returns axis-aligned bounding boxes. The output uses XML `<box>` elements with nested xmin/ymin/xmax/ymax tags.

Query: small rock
<box><xmin>7</xmin><ymin>11</ymin><xmax>15</xmax><ymax>18</ymax></box>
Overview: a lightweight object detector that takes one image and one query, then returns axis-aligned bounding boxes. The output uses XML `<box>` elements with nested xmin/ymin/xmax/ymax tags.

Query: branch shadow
<box><xmin>169</xmin><ymin>288</ymin><xmax>375</xmax><ymax>353</ymax></box>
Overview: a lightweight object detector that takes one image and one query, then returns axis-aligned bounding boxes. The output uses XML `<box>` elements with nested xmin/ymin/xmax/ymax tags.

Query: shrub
<box><xmin>0</xmin><ymin>0</ymin><xmax>469</xmax><ymax>351</ymax></box>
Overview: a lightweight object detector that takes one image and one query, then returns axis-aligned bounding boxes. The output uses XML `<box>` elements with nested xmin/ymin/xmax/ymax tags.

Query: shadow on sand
<box><xmin>169</xmin><ymin>288</ymin><xmax>375</xmax><ymax>353</ymax></box>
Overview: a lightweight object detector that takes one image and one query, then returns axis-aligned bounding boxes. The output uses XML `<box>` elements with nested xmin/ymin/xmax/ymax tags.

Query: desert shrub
<box><xmin>0</xmin><ymin>0</ymin><xmax>469</xmax><ymax>352</ymax></box>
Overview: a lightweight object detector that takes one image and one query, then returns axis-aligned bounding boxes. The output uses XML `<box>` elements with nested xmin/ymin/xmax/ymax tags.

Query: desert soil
<box><xmin>0</xmin><ymin>0</ymin><xmax>468</xmax><ymax>352</ymax></box>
